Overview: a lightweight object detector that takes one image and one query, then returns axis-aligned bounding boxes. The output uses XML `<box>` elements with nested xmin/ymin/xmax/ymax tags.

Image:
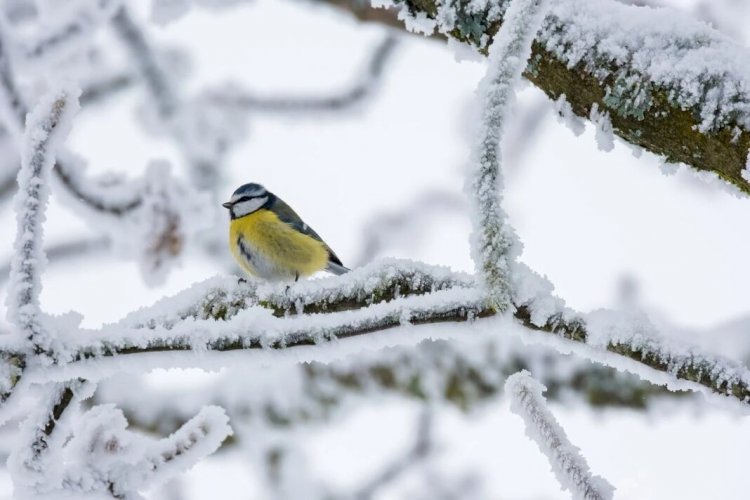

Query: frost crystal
<box><xmin>589</xmin><ymin>103</ymin><xmax>614</xmax><ymax>152</ymax></box>
<box><xmin>506</xmin><ymin>371</ymin><xmax>615</xmax><ymax>500</ymax></box>
<box><xmin>742</xmin><ymin>152</ymin><xmax>750</xmax><ymax>183</ymax></box>
<box><xmin>467</xmin><ymin>0</ymin><xmax>549</xmax><ymax>311</ymax></box>
<box><xmin>6</xmin><ymin>87</ymin><xmax>80</xmax><ymax>356</ymax></box>
<box><xmin>553</xmin><ymin>94</ymin><xmax>585</xmax><ymax>137</ymax></box>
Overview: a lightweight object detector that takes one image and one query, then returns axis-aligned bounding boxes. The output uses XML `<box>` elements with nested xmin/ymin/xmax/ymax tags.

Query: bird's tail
<box><xmin>326</xmin><ymin>261</ymin><xmax>350</xmax><ymax>275</ymax></box>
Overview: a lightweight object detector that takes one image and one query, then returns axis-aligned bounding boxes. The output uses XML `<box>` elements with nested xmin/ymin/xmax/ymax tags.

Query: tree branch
<box><xmin>316</xmin><ymin>0</ymin><xmax>750</xmax><ymax>193</ymax></box>
<box><xmin>207</xmin><ymin>35</ymin><xmax>399</xmax><ymax>113</ymax></box>
<box><xmin>506</xmin><ymin>371</ymin><xmax>614</xmax><ymax>500</ymax></box>
<box><xmin>0</xmin><ymin>260</ymin><xmax>738</xmax><ymax>408</ymax></box>
<box><xmin>8</xmin><ymin>88</ymin><xmax>79</xmax><ymax>356</ymax></box>
<box><xmin>467</xmin><ymin>0</ymin><xmax>547</xmax><ymax>311</ymax></box>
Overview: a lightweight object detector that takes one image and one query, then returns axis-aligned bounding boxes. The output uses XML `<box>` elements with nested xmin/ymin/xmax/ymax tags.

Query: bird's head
<box><xmin>222</xmin><ymin>183</ymin><xmax>270</xmax><ymax>219</ymax></box>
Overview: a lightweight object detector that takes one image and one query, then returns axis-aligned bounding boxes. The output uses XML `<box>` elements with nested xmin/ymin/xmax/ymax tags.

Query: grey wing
<box><xmin>272</xmin><ymin>197</ymin><xmax>347</xmax><ymax>268</ymax></box>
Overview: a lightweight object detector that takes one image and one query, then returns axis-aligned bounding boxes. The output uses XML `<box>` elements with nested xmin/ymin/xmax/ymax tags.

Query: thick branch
<box><xmin>1</xmin><ymin>262</ymin><xmax>745</xmax><ymax>414</ymax></box>
<box><xmin>318</xmin><ymin>0</ymin><xmax>750</xmax><ymax>193</ymax></box>
<box><xmin>50</xmin><ymin>263</ymin><xmax>750</xmax><ymax>407</ymax></box>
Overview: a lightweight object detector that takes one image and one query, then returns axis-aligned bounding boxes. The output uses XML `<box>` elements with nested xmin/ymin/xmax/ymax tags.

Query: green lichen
<box><xmin>603</xmin><ymin>73</ymin><xmax>654</xmax><ymax>120</ymax></box>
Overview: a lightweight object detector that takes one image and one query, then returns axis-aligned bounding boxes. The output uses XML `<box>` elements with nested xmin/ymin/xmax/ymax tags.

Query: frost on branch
<box><xmin>8</xmin><ymin>381</ymin><xmax>89</xmax><ymax>497</ymax></box>
<box><xmin>52</xmin><ymin>155</ymin><xmax>212</xmax><ymax>287</ymax></box>
<box><xmin>506</xmin><ymin>371</ymin><xmax>614</xmax><ymax>500</ymax></box>
<box><xmin>553</xmin><ymin>94</ymin><xmax>585</xmax><ymax>137</ymax></box>
<box><xmin>589</xmin><ymin>104</ymin><xmax>614</xmax><ymax>153</ymax></box>
<box><xmin>6</xmin><ymin>87</ymin><xmax>79</xmax><ymax>356</ymax></box>
<box><xmin>261</xmin><ymin>258</ymin><xmax>474</xmax><ymax>315</ymax></box>
<box><xmin>10</xmin><ymin>381</ymin><xmax>232</xmax><ymax>498</ymax></box>
<box><xmin>38</xmin><ymin>259</ymin><xmax>745</xmax><ymax>407</ymax></box>
<box><xmin>468</xmin><ymin>0</ymin><xmax>548</xmax><ymax>311</ymax></box>
<box><xmin>62</xmin><ymin>404</ymin><xmax>232</xmax><ymax>498</ymax></box>
<box><xmin>357</xmin><ymin>0</ymin><xmax>750</xmax><ymax>192</ymax></box>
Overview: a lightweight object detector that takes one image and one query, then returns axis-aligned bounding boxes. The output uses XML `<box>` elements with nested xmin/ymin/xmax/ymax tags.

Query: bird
<box><xmin>222</xmin><ymin>183</ymin><xmax>349</xmax><ymax>282</ymax></box>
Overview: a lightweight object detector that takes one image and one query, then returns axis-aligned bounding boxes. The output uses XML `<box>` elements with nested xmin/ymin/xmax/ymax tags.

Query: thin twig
<box><xmin>210</xmin><ymin>35</ymin><xmax>399</xmax><ymax>113</ymax></box>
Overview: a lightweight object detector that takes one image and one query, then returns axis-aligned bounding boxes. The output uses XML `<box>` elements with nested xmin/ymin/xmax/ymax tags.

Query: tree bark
<box><xmin>318</xmin><ymin>0</ymin><xmax>750</xmax><ymax>194</ymax></box>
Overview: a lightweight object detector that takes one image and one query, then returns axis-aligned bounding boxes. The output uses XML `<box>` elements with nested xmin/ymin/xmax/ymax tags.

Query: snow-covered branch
<box><xmin>506</xmin><ymin>371</ymin><xmax>614</xmax><ymax>500</ymax></box>
<box><xmin>8</xmin><ymin>381</ymin><xmax>85</xmax><ymax>496</ymax></box>
<box><xmin>90</xmin><ymin>335</ymin><xmax>671</xmax><ymax>452</ymax></box>
<box><xmin>0</xmin><ymin>260</ymin><xmax>741</xmax><ymax>408</ymax></box>
<box><xmin>317</xmin><ymin>0</ymin><xmax>750</xmax><ymax>194</ymax></box>
<box><xmin>9</xmin><ymin>382</ymin><xmax>232</xmax><ymax>498</ymax></box>
<box><xmin>0</xmin><ymin>19</ymin><xmax>145</xmax><ymax>216</ymax></box>
<box><xmin>468</xmin><ymin>0</ymin><xmax>547</xmax><ymax>311</ymax></box>
<box><xmin>6</xmin><ymin>88</ymin><xmax>79</xmax><ymax>357</ymax></box>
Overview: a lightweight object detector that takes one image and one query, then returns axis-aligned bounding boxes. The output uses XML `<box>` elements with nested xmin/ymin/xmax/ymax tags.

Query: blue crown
<box><xmin>232</xmin><ymin>183</ymin><xmax>267</xmax><ymax>199</ymax></box>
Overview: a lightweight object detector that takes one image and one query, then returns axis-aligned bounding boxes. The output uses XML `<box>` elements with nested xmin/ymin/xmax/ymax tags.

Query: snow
<box><xmin>383</xmin><ymin>0</ymin><xmax>750</xmax><ymax>136</ymax></box>
<box><xmin>10</xmin><ymin>388</ymin><xmax>231</xmax><ymax>498</ymax></box>
<box><xmin>260</xmin><ymin>258</ymin><xmax>474</xmax><ymax>314</ymax></box>
<box><xmin>0</xmin><ymin>0</ymin><xmax>748</xmax><ymax>497</ymax></box>
<box><xmin>541</xmin><ymin>0</ymin><xmax>750</xmax><ymax>133</ymax></box>
<box><xmin>506</xmin><ymin>370</ymin><xmax>614</xmax><ymax>500</ymax></box>
<box><xmin>397</xmin><ymin>9</ymin><xmax>437</xmax><ymax>36</ymax></box>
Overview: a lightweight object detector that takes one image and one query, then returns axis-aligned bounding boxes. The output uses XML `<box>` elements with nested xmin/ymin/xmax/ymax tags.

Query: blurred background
<box><xmin>1</xmin><ymin>0</ymin><xmax>750</xmax><ymax>498</ymax></box>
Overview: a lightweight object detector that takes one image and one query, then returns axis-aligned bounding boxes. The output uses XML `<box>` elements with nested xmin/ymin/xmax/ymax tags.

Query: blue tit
<box><xmin>222</xmin><ymin>183</ymin><xmax>349</xmax><ymax>281</ymax></box>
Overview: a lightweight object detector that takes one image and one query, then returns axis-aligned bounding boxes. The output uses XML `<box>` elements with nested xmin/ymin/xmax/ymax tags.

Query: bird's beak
<box><xmin>222</xmin><ymin>201</ymin><xmax>233</xmax><ymax>209</ymax></box>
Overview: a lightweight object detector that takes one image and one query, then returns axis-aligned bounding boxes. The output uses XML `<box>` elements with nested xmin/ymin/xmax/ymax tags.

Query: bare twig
<box><xmin>80</xmin><ymin>72</ymin><xmax>135</xmax><ymax>107</ymax></box>
<box><xmin>209</xmin><ymin>35</ymin><xmax>399</xmax><ymax>114</ymax></box>
<box><xmin>110</xmin><ymin>6</ymin><xmax>177</xmax><ymax>119</ymax></box>
<box><xmin>352</xmin><ymin>406</ymin><xmax>433</xmax><ymax>500</ymax></box>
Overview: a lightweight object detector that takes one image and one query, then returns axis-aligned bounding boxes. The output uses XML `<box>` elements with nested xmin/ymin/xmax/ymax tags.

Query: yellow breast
<box><xmin>229</xmin><ymin>209</ymin><xmax>329</xmax><ymax>280</ymax></box>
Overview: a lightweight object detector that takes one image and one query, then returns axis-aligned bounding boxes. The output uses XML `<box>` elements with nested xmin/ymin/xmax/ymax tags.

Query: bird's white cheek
<box><xmin>232</xmin><ymin>197</ymin><xmax>268</xmax><ymax>217</ymax></box>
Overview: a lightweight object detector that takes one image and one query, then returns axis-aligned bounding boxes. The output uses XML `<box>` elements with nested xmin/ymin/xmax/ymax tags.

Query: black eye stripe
<box><xmin>234</xmin><ymin>195</ymin><xmax>264</xmax><ymax>204</ymax></box>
